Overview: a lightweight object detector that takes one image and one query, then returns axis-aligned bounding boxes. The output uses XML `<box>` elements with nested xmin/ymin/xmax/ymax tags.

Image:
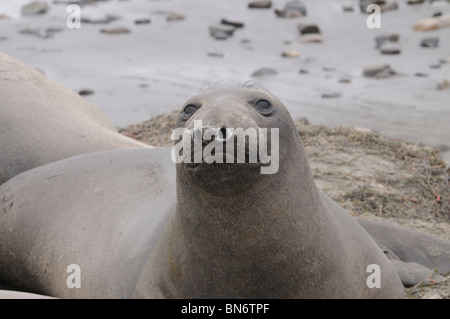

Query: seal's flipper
<box><xmin>356</xmin><ymin>218</ymin><xmax>450</xmax><ymax>281</ymax></box>
<box><xmin>390</xmin><ymin>260</ymin><xmax>443</xmax><ymax>287</ymax></box>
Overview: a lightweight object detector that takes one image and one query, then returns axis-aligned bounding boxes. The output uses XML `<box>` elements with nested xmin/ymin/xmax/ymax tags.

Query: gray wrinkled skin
<box><xmin>4</xmin><ymin>84</ymin><xmax>447</xmax><ymax>298</ymax></box>
<box><xmin>0</xmin><ymin>52</ymin><xmax>149</xmax><ymax>185</ymax></box>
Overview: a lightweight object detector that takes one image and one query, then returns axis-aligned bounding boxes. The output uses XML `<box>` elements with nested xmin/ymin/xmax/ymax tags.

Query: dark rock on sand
<box><xmin>100</xmin><ymin>27</ymin><xmax>131</xmax><ymax>34</ymax></box>
<box><xmin>0</xmin><ymin>36</ymin><xmax>8</xmax><ymax>41</ymax></box>
<box><xmin>300</xmin><ymin>34</ymin><xmax>323</xmax><ymax>43</ymax></box>
<box><xmin>207</xmin><ymin>52</ymin><xmax>224</xmax><ymax>58</ymax></box>
<box><xmin>166</xmin><ymin>12</ymin><xmax>185</xmax><ymax>21</ymax></box>
<box><xmin>299</xmin><ymin>69</ymin><xmax>309</xmax><ymax>74</ymax></box>
<box><xmin>407</xmin><ymin>0</ymin><xmax>424</xmax><ymax>4</ymax></box>
<box><xmin>421</xmin><ymin>37</ymin><xmax>439</xmax><ymax>48</ymax></box>
<box><xmin>375</xmin><ymin>33</ymin><xmax>399</xmax><ymax>48</ymax></box>
<box><xmin>248</xmin><ymin>1</ymin><xmax>272</xmax><ymax>9</ymax></box>
<box><xmin>363</xmin><ymin>64</ymin><xmax>397</xmax><ymax>79</ymax></box>
<box><xmin>360</xmin><ymin>0</ymin><xmax>398</xmax><ymax>13</ymax></box>
<box><xmin>433</xmin><ymin>11</ymin><xmax>443</xmax><ymax>17</ymax></box>
<box><xmin>251</xmin><ymin>67</ymin><xmax>278</xmax><ymax>77</ymax></box>
<box><xmin>343</xmin><ymin>2</ymin><xmax>354</xmax><ymax>12</ymax></box>
<box><xmin>221</xmin><ymin>18</ymin><xmax>244</xmax><ymax>28</ymax></box>
<box><xmin>338</xmin><ymin>76</ymin><xmax>352</xmax><ymax>83</ymax></box>
<box><xmin>78</xmin><ymin>89</ymin><xmax>94</xmax><ymax>96</ymax></box>
<box><xmin>21</xmin><ymin>1</ymin><xmax>50</xmax><ymax>16</ymax></box>
<box><xmin>380</xmin><ymin>43</ymin><xmax>401</xmax><ymax>55</ymax></box>
<box><xmin>81</xmin><ymin>15</ymin><xmax>120</xmax><ymax>24</ymax></box>
<box><xmin>135</xmin><ymin>19</ymin><xmax>151</xmax><ymax>25</ymax></box>
<box><xmin>281</xmin><ymin>50</ymin><xmax>300</xmax><ymax>58</ymax></box>
<box><xmin>275</xmin><ymin>0</ymin><xmax>307</xmax><ymax>18</ymax></box>
<box><xmin>414</xmin><ymin>72</ymin><xmax>428</xmax><ymax>77</ymax></box>
<box><xmin>209</xmin><ymin>24</ymin><xmax>236</xmax><ymax>40</ymax></box>
<box><xmin>297</xmin><ymin>24</ymin><xmax>321</xmax><ymax>35</ymax></box>
<box><xmin>19</xmin><ymin>28</ymin><xmax>51</xmax><ymax>39</ymax></box>
<box><xmin>321</xmin><ymin>92</ymin><xmax>342</xmax><ymax>98</ymax></box>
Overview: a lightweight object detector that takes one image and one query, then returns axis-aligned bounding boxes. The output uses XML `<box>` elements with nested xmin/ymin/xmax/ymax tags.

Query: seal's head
<box><xmin>173</xmin><ymin>82</ymin><xmax>306</xmax><ymax>197</ymax></box>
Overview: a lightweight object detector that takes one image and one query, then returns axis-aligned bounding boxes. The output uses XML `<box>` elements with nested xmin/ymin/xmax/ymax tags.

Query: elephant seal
<box><xmin>0</xmin><ymin>83</ymin><xmax>418</xmax><ymax>299</ymax></box>
<box><xmin>0</xmin><ymin>52</ymin><xmax>149</xmax><ymax>185</ymax></box>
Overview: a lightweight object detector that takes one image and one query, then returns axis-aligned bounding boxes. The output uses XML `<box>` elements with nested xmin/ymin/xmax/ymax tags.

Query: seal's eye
<box><xmin>254</xmin><ymin>99</ymin><xmax>273</xmax><ymax>114</ymax></box>
<box><xmin>183</xmin><ymin>104</ymin><xmax>199</xmax><ymax>117</ymax></box>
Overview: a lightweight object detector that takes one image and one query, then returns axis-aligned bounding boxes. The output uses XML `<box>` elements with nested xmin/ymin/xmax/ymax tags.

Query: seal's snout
<box><xmin>189</xmin><ymin>125</ymin><xmax>233</xmax><ymax>144</ymax></box>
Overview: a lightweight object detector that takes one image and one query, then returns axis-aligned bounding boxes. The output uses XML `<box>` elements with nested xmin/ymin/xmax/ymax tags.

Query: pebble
<box><xmin>81</xmin><ymin>15</ymin><xmax>120</xmax><ymax>24</ymax></box>
<box><xmin>421</xmin><ymin>37</ymin><xmax>439</xmax><ymax>48</ymax></box>
<box><xmin>338</xmin><ymin>76</ymin><xmax>352</xmax><ymax>83</ymax></box>
<box><xmin>343</xmin><ymin>2</ymin><xmax>354</xmax><ymax>11</ymax></box>
<box><xmin>414</xmin><ymin>72</ymin><xmax>428</xmax><ymax>77</ymax></box>
<box><xmin>166</xmin><ymin>12</ymin><xmax>185</xmax><ymax>21</ymax></box>
<box><xmin>323</xmin><ymin>67</ymin><xmax>335</xmax><ymax>72</ymax></box>
<box><xmin>21</xmin><ymin>1</ymin><xmax>49</xmax><ymax>16</ymax></box>
<box><xmin>437</xmin><ymin>79</ymin><xmax>450</xmax><ymax>91</ymax></box>
<box><xmin>135</xmin><ymin>19</ymin><xmax>151</xmax><ymax>25</ymax></box>
<box><xmin>321</xmin><ymin>92</ymin><xmax>342</xmax><ymax>98</ymax></box>
<box><xmin>433</xmin><ymin>11</ymin><xmax>443</xmax><ymax>17</ymax></box>
<box><xmin>297</xmin><ymin>24</ymin><xmax>321</xmax><ymax>35</ymax></box>
<box><xmin>281</xmin><ymin>50</ymin><xmax>300</xmax><ymax>58</ymax></box>
<box><xmin>251</xmin><ymin>67</ymin><xmax>278</xmax><ymax>77</ymax></box>
<box><xmin>0</xmin><ymin>36</ymin><xmax>8</xmax><ymax>41</ymax></box>
<box><xmin>248</xmin><ymin>1</ymin><xmax>272</xmax><ymax>9</ymax></box>
<box><xmin>360</xmin><ymin>0</ymin><xmax>398</xmax><ymax>12</ymax></box>
<box><xmin>209</xmin><ymin>24</ymin><xmax>236</xmax><ymax>40</ymax></box>
<box><xmin>379</xmin><ymin>43</ymin><xmax>401</xmax><ymax>55</ymax></box>
<box><xmin>100</xmin><ymin>27</ymin><xmax>131</xmax><ymax>34</ymax></box>
<box><xmin>430</xmin><ymin>64</ymin><xmax>441</xmax><ymax>69</ymax></box>
<box><xmin>78</xmin><ymin>89</ymin><xmax>94</xmax><ymax>96</ymax></box>
<box><xmin>207</xmin><ymin>52</ymin><xmax>224</xmax><ymax>58</ymax></box>
<box><xmin>18</xmin><ymin>28</ymin><xmax>51</xmax><ymax>39</ymax></box>
<box><xmin>0</xmin><ymin>14</ymin><xmax>11</xmax><ymax>19</ymax></box>
<box><xmin>414</xmin><ymin>15</ymin><xmax>450</xmax><ymax>31</ymax></box>
<box><xmin>363</xmin><ymin>64</ymin><xmax>397</xmax><ymax>79</ymax></box>
<box><xmin>300</xmin><ymin>33</ymin><xmax>323</xmax><ymax>43</ymax></box>
<box><xmin>299</xmin><ymin>69</ymin><xmax>309</xmax><ymax>74</ymax></box>
<box><xmin>375</xmin><ymin>33</ymin><xmax>399</xmax><ymax>48</ymax></box>
<box><xmin>407</xmin><ymin>0</ymin><xmax>424</xmax><ymax>4</ymax></box>
<box><xmin>221</xmin><ymin>18</ymin><xmax>244</xmax><ymax>28</ymax></box>
<box><xmin>275</xmin><ymin>0</ymin><xmax>307</xmax><ymax>18</ymax></box>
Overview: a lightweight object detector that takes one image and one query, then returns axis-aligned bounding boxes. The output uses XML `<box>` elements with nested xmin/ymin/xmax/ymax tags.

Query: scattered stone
<box><xmin>209</xmin><ymin>24</ymin><xmax>236</xmax><ymax>40</ymax></box>
<box><xmin>375</xmin><ymin>33</ymin><xmax>399</xmax><ymax>48</ymax></box>
<box><xmin>166</xmin><ymin>12</ymin><xmax>185</xmax><ymax>21</ymax></box>
<box><xmin>275</xmin><ymin>0</ymin><xmax>307</xmax><ymax>18</ymax></box>
<box><xmin>380</xmin><ymin>43</ymin><xmax>401</xmax><ymax>55</ymax></box>
<box><xmin>0</xmin><ymin>36</ymin><xmax>8</xmax><ymax>41</ymax></box>
<box><xmin>323</xmin><ymin>67</ymin><xmax>335</xmax><ymax>72</ymax></box>
<box><xmin>139</xmin><ymin>84</ymin><xmax>149</xmax><ymax>88</ymax></box>
<box><xmin>21</xmin><ymin>1</ymin><xmax>50</xmax><ymax>16</ymax></box>
<box><xmin>285</xmin><ymin>40</ymin><xmax>292</xmax><ymax>44</ymax></box>
<box><xmin>81</xmin><ymin>15</ymin><xmax>120</xmax><ymax>24</ymax></box>
<box><xmin>300</xmin><ymin>33</ymin><xmax>323</xmax><ymax>43</ymax></box>
<box><xmin>135</xmin><ymin>19</ymin><xmax>151</xmax><ymax>25</ymax></box>
<box><xmin>321</xmin><ymin>92</ymin><xmax>342</xmax><ymax>98</ymax></box>
<box><xmin>414</xmin><ymin>72</ymin><xmax>428</xmax><ymax>77</ymax></box>
<box><xmin>363</xmin><ymin>64</ymin><xmax>397</xmax><ymax>79</ymax></box>
<box><xmin>251</xmin><ymin>67</ymin><xmax>278</xmax><ymax>77</ymax></box>
<box><xmin>343</xmin><ymin>2</ymin><xmax>354</xmax><ymax>11</ymax></box>
<box><xmin>338</xmin><ymin>76</ymin><xmax>352</xmax><ymax>83</ymax></box>
<box><xmin>407</xmin><ymin>0</ymin><xmax>424</xmax><ymax>4</ymax></box>
<box><xmin>46</xmin><ymin>27</ymin><xmax>64</xmax><ymax>34</ymax></box>
<box><xmin>207</xmin><ymin>52</ymin><xmax>224</xmax><ymax>58</ymax></box>
<box><xmin>78</xmin><ymin>89</ymin><xmax>94</xmax><ymax>96</ymax></box>
<box><xmin>360</xmin><ymin>0</ymin><xmax>398</xmax><ymax>12</ymax></box>
<box><xmin>100</xmin><ymin>27</ymin><xmax>131</xmax><ymax>34</ymax></box>
<box><xmin>414</xmin><ymin>15</ymin><xmax>450</xmax><ymax>31</ymax></box>
<box><xmin>421</xmin><ymin>37</ymin><xmax>439</xmax><ymax>48</ymax></box>
<box><xmin>0</xmin><ymin>14</ymin><xmax>11</xmax><ymax>19</ymax></box>
<box><xmin>429</xmin><ymin>64</ymin><xmax>441</xmax><ymax>69</ymax></box>
<box><xmin>299</xmin><ymin>69</ymin><xmax>309</xmax><ymax>74</ymax></box>
<box><xmin>437</xmin><ymin>79</ymin><xmax>450</xmax><ymax>90</ymax></box>
<box><xmin>221</xmin><ymin>18</ymin><xmax>244</xmax><ymax>28</ymax></box>
<box><xmin>433</xmin><ymin>11</ymin><xmax>443</xmax><ymax>17</ymax></box>
<box><xmin>241</xmin><ymin>39</ymin><xmax>251</xmax><ymax>44</ymax></box>
<box><xmin>19</xmin><ymin>28</ymin><xmax>51</xmax><ymax>39</ymax></box>
<box><xmin>248</xmin><ymin>1</ymin><xmax>272</xmax><ymax>9</ymax></box>
<box><xmin>297</xmin><ymin>23</ymin><xmax>321</xmax><ymax>35</ymax></box>
<box><xmin>281</xmin><ymin>50</ymin><xmax>300</xmax><ymax>58</ymax></box>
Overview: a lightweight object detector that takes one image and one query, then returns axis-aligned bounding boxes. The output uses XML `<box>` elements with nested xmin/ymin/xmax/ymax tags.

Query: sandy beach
<box><xmin>0</xmin><ymin>0</ymin><xmax>449</xmax><ymax>164</ymax></box>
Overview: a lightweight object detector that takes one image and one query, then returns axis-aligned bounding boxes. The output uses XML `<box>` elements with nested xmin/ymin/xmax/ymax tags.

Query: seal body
<box><xmin>2</xmin><ymin>84</ymin><xmax>448</xmax><ymax>298</ymax></box>
<box><xmin>0</xmin><ymin>53</ymin><xmax>149</xmax><ymax>185</ymax></box>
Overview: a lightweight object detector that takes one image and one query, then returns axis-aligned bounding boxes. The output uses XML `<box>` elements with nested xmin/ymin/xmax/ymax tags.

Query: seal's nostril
<box><xmin>219</xmin><ymin>127</ymin><xmax>227</xmax><ymax>140</ymax></box>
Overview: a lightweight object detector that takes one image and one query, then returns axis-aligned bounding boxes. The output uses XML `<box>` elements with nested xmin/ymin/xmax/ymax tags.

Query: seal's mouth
<box><xmin>184</xmin><ymin>150</ymin><xmax>264</xmax><ymax>170</ymax></box>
